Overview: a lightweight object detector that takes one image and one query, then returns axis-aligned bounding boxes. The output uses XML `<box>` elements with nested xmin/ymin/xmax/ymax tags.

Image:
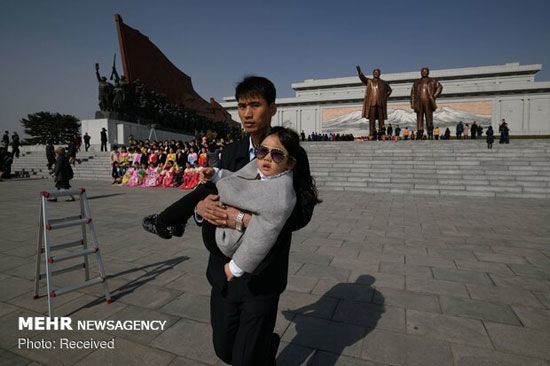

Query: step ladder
<box><xmin>34</xmin><ymin>188</ymin><xmax>112</xmax><ymax>317</ymax></box>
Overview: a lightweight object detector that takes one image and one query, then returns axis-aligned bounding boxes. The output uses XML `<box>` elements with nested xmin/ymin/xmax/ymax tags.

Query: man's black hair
<box><xmin>235</xmin><ymin>76</ymin><xmax>276</xmax><ymax>105</ymax></box>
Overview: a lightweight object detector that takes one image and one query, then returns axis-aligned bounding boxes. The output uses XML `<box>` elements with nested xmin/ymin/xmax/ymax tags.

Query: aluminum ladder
<box><xmin>34</xmin><ymin>188</ymin><xmax>112</xmax><ymax>317</ymax></box>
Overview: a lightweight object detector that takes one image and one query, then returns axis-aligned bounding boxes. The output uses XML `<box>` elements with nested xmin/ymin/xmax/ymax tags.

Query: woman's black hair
<box><xmin>263</xmin><ymin>126</ymin><xmax>322</xmax><ymax>205</ymax></box>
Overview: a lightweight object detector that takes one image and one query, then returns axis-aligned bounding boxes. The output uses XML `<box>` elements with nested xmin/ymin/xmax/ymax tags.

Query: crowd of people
<box><xmin>302</xmin><ymin>119</ymin><xmax>510</xmax><ymax>149</ymax></box>
<box><xmin>303</xmin><ymin>131</ymin><xmax>355</xmax><ymax>141</ymax></box>
<box><xmin>110</xmin><ymin>134</ymin><xmax>234</xmax><ymax>189</ymax></box>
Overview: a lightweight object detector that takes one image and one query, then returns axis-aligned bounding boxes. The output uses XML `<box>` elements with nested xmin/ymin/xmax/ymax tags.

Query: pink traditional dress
<box><xmin>162</xmin><ymin>168</ymin><xmax>175</xmax><ymax>187</ymax></box>
<box><xmin>144</xmin><ymin>166</ymin><xmax>159</xmax><ymax>187</ymax></box>
<box><xmin>132</xmin><ymin>153</ymin><xmax>142</xmax><ymax>166</ymax></box>
<box><xmin>155</xmin><ymin>167</ymin><xmax>165</xmax><ymax>186</ymax></box>
<box><xmin>179</xmin><ymin>168</ymin><xmax>194</xmax><ymax>189</ymax></box>
<box><xmin>127</xmin><ymin>167</ymin><xmax>141</xmax><ymax>187</ymax></box>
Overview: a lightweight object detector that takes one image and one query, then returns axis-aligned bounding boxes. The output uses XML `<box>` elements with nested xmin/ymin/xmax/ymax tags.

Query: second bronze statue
<box><xmin>410</xmin><ymin>67</ymin><xmax>443</xmax><ymax>138</ymax></box>
<box><xmin>357</xmin><ymin>66</ymin><xmax>392</xmax><ymax>137</ymax></box>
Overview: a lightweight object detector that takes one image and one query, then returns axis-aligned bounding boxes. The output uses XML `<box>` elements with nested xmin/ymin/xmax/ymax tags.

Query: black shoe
<box><xmin>168</xmin><ymin>223</ymin><xmax>185</xmax><ymax>237</ymax></box>
<box><xmin>142</xmin><ymin>214</ymin><xmax>172</xmax><ymax>239</ymax></box>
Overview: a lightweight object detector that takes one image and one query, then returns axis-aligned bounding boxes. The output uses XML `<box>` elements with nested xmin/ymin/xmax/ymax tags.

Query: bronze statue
<box><xmin>95</xmin><ymin>63</ymin><xmax>114</xmax><ymax>111</ymax></box>
<box><xmin>410</xmin><ymin>67</ymin><xmax>443</xmax><ymax>138</ymax></box>
<box><xmin>357</xmin><ymin>66</ymin><xmax>392</xmax><ymax>137</ymax></box>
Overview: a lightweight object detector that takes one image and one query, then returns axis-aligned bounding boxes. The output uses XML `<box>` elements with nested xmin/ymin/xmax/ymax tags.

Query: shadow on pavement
<box><xmin>278</xmin><ymin>274</ymin><xmax>385</xmax><ymax>365</ymax></box>
<box><xmin>64</xmin><ymin>256</ymin><xmax>188</xmax><ymax>315</ymax></box>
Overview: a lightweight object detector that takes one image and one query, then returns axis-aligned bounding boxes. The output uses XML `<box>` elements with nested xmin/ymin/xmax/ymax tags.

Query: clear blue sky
<box><xmin>1</xmin><ymin>0</ymin><xmax>549</xmax><ymax>136</ymax></box>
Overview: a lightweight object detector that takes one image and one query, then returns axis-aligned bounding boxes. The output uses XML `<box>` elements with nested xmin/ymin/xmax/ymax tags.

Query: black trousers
<box><xmin>101</xmin><ymin>141</ymin><xmax>107</xmax><ymax>152</ymax></box>
<box><xmin>157</xmin><ymin>183</ymin><xmax>217</xmax><ymax>227</ymax></box>
<box><xmin>211</xmin><ymin>286</ymin><xmax>279</xmax><ymax>365</ymax></box>
<box><xmin>159</xmin><ymin>183</ymin><xmax>281</xmax><ymax>364</ymax></box>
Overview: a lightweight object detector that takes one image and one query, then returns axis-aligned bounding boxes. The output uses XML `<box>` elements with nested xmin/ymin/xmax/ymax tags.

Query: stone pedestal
<box><xmin>79</xmin><ymin>118</ymin><xmax>193</xmax><ymax>147</ymax></box>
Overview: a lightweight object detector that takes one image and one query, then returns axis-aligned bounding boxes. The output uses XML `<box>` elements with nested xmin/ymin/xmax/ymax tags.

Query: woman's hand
<box><xmin>224</xmin><ymin>207</ymin><xmax>252</xmax><ymax>229</ymax></box>
<box><xmin>199</xmin><ymin>167</ymin><xmax>215</xmax><ymax>183</ymax></box>
<box><xmin>224</xmin><ymin>263</ymin><xmax>235</xmax><ymax>282</ymax></box>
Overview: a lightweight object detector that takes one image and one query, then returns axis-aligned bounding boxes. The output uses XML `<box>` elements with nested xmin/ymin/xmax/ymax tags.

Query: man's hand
<box><xmin>224</xmin><ymin>263</ymin><xmax>235</xmax><ymax>282</ymax></box>
<box><xmin>356</xmin><ymin>65</ymin><xmax>361</xmax><ymax>74</ymax></box>
<box><xmin>196</xmin><ymin>194</ymin><xmax>228</xmax><ymax>226</ymax></box>
<box><xmin>95</xmin><ymin>63</ymin><xmax>99</xmax><ymax>71</ymax></box>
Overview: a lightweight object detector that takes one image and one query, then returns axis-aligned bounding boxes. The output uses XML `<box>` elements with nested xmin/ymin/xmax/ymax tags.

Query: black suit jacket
<box><xmin>203</xmin><ymin>135</ymin><xmax>314</xmax><ymax>300</ymax></box>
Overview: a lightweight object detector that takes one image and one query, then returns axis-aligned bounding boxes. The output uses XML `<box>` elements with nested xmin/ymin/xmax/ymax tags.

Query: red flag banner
<box><xmin>115</xmin><ymin>14</ymin><xmax>233</xmax><ymax>124</ymax></box>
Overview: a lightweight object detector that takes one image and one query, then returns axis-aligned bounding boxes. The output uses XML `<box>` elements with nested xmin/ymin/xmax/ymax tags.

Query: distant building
<box><xmin>220</xmin><ymin>63</ymin><xmax>550</xmax><ymax>136</ymax></box>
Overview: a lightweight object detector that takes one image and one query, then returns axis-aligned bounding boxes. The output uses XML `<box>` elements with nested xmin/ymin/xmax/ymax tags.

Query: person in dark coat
<box><xmin>175</xmin><ymin>148</ymin><xmax>187</xmax><ymax>167</ymax></box>
<box><xmin>83</xmin><ymin>133</ymin><xmax>91</xmax><ymax>152</ymax></box>
<box><xmin>100</xmin><ymin>128</ymin><xmax>108</xmax><ymax>152</ymax></box>
<box><xmin>471</xmin><ymin>121</ymin><xmax>478</xmax><ymax>139</ymax></box>
<box><xmin>67</xmin><ymin>140</ymin><xmax>77</xmax><ymax>165</ymax></box>
<box><xmin>11</xmin><ymin>132</ymin><xmax>20</xmax><ymax>158</ymax></box>
<box><xmin>2</xmin><ymin>131</ymin><xmax>9</xmax><ymax>148</ymax></box>
<box><xmin>46</xmin><ymin>141</ymin><xmax>56</xmax><ymax>172</ymax></box>
<box><xmin>206</xmin><ymin>142</ymin><xmax>220</xmax><ymax>168</ymax></box>
<box><xmin>499</xmin><ymin>119</ymin><xmax>510</xmax><ymax>144</ymax></box>
<box><xmin>486</xmin><ymin>126</ymin><xmax>494</xmax><ymax>149</ymax></box>
<box><xmin>49</xmin><ymin>147</ymin><xmax>75</xmax><ymax>202</ymax></box>
<box><xmin>394</xmin><ymin>126</ymin><xmax>401</xmax><ymax>139</ymax></box>
<box><xmin>444</xmin><ymin>127</ymin><xmax>451</xmax><ymax>140</ymax></box>
<box><xmin>456</xmin><ymin>121</ymin><xmax>464</xmax><ymax>139</ymax></box>
<box><xmin>0</xmin><ymin>146</ymin><xmax>13</xmax><ymax>181</ymax></box>
<box><xmin>145</xmin><ymin>76</ymin><xmax>316</xmax><ymax>365</ymax></box>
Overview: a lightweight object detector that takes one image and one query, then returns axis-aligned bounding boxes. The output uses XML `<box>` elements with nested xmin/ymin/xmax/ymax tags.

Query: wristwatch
<box><xmin>235</xmin><ymin>212</ymin><xmax>245</xmax><ymax>232</ymax></box>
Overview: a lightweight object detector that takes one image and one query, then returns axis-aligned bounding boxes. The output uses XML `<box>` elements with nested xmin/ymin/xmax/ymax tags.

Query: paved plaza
<box><xmin>0</xmin><ymin>178</ymin><xmax>549</xmax><ymax>365</ymax></box>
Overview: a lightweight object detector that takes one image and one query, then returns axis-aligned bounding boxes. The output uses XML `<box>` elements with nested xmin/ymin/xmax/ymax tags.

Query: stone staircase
<box><xmin>10</xmin><ymin>140</ymin><xmax>550</xmax><ymax>198</ymax></box>
<box><xmin>11</xmin><ymin>149</ymin><xmax>111</xmax><ymax>181</ymax></box>
<box><xmin>303</xmin><ymin>139</ymin><xmax>550</xmax><ymax>199</ymax></box>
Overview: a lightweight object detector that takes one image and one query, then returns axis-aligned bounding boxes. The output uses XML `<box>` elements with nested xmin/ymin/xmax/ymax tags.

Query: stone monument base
<box><xmin>80</xmin><ymin>118</ymin><xmax>194</xmax><ymax>147</ymax></box>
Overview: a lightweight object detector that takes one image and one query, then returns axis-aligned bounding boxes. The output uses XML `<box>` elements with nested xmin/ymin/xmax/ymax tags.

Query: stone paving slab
<box><xmin>0</xmin><ymin>179</ymin><xmax>549</xmax><ymax>365</ymax></box>
<box><xmin>405</xmin><ymin>309</ymin><xmax>492</xmax><ymax>349</ymax></box>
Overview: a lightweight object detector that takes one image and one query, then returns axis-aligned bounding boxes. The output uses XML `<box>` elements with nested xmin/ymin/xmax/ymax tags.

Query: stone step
<box><xmin>317</xmin><ymin>186</ymin><xmax>550</xmax><ymax>199</ymax></box>
<box><xmin>10</xmin><ymin>140</ymin><xmax>550</xmax><ymax>197</ymax></box>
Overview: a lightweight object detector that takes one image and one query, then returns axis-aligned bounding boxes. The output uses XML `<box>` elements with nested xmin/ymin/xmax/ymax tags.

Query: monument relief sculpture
<box><xmin>357</xmin><ymin>66</ymin><xmax>392</xmax><ymax>138</ymax></box>
<box><xmin>410</xmin><ymin>67</ymin><xmax>443</xmax><ymax>139</ymax></box>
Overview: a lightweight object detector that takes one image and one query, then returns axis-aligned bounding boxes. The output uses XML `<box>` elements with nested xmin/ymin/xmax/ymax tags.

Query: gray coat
<box><xmin>214</xmin><ymin>160</ymin><xmax>296</xmax><ymax>274</ymax></box>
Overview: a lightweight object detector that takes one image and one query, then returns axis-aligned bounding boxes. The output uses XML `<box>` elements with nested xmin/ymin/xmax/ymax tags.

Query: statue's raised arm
<box><xmin>95</xmin><ymin>63</ymin><xmax>101</xmax><ymax>82</ymax></box>
<box><xmin>356</xmin><ymin>65</ymin><xmax>369</xmax><ymax>84</ymax></box>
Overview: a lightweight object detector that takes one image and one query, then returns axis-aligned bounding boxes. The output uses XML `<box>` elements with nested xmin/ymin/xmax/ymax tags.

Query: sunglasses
<box><xmin>256</xmin><ymin>145</ymin><xmax>290</xmax><ymax>164</ymax></box>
